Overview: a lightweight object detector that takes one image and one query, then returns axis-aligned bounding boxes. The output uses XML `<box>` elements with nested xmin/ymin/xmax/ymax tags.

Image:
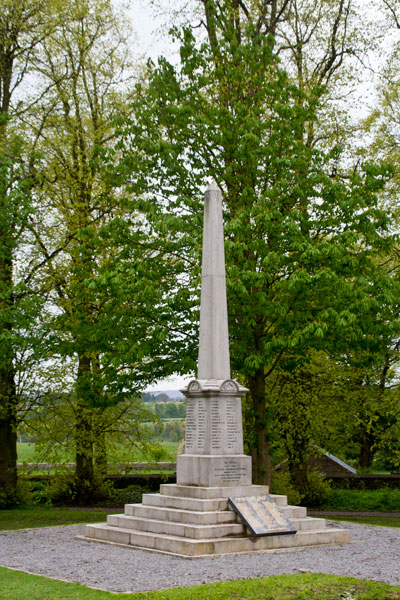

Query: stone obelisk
<box><xmin>177</xmin><ymin>182</ymin><xmax>252</xmax><ymax>487</ymax></box>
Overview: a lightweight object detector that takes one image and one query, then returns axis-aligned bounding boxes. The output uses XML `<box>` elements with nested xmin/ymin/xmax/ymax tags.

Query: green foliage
<box><xmin>270</xmin><ymin>470</ymin><xmax>302</xmax><ymax>506</ymax></box>
<box><xmin>13</xmin><ymin>0</ymin><xmax>199</xmax><ymax>504</ymax></box>
<box><xmin>27</xmin><ymin>393</ymin><xmax>161</xmax><ymax>468</ymax></box>
<box><xmin>118</xmin><ymin>0</ymin><xmax>397</xmax><ymax>484</ymax></box>
<box><xmin>300</xmin><ymin>469</ymin><xmax>332</xmax><ymax>508</ymax></box>
<box><xmin>375</xmin><ymin>443</ymin><xmax>400</xmax><ymax>474</ymax></box>
<box><xmin>44</xmin><ymin>471</ymin><xmax>113</xmax><ymax>506</ymax></box>
<box><xmin>159</xmin><ymin>420</ymin><xmax>185</xmax><ymax>443</ymax></box>
<box><xmin>150</xmin><ymin>402</ymin><xmax>186</xmax><ymax>420</ymax></box>
<box><xmin>2</xmin><ymin>0</ymin><xmax>400</xmax><ymax>505</ymax></box>
<box><xmin>0</xmin><ymin>476</ymin><xmax>152</xmax><ymax>511</ymax></box>
<box><xmin>0</xmin><ymin>484</ymin><xmax>16</xmax><ymax>510</ymax></box>
<box><xmin>320</xmin><ymin>488</ymin><xmax>400</xmax><ymax>512</ymax></box>
<box><xmin>0</xmin><ymin>0</ymin><xmax>60</xmax><ymax>510</ymax></box>
<box><xmin>16</xmin><ymin>440</ymin><xmax>180</xmax><ymax>468</ymax></box>
<box><xmin>106</xmin><ymin>485</ymin><xmax>150</xmax><ymax>507</ymax></box>
<box><xmin>0</xmin><ymin>130</ymin><xmax>36</xmax><ymax>508</ymax></box>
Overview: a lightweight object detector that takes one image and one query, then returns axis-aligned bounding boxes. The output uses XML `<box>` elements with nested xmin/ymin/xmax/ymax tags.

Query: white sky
<box><xmin>120</xmin><ymin>0</ymin><xmax>190</xmax><ymax>62</ymax></box>
<box><xmin>146</xmin><ymin>374</ymin><xmax>192</xmax><ymax>391</ymax></box>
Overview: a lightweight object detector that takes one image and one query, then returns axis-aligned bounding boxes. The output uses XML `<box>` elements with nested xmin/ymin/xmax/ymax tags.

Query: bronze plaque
<box><xmin>228</xmin><ymin>495</ymin><xmax>297</xmax><ymax>537</ymax></box>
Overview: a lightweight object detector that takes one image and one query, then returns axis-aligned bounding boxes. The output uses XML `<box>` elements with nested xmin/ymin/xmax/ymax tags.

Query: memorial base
<box><xmin>79</xmin><ymin>483</ymin><xmax>350</xmax><ymax>557</ymax></box>
<box><xmin>177</xmin><ymin>454</ymin><xmax>252</xmax><ymax>486</ymax></box>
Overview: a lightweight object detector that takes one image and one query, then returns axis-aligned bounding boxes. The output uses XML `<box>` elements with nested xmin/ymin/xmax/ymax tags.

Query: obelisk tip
<box><xmin>205</xmin><ymin>180</ymin><xmax>220</xmax><ymax>194</ymax></box>
<box><xmin>198</xmin><ymin>180</ymin><xmax>230</xmax><ymax>380</ymax></box>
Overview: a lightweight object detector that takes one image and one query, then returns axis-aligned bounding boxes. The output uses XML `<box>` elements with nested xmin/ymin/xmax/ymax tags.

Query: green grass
<box><xmin>1</xmin><ymin>570</ymin><xmax>399</xmax><ymax>600</ymax></box>
<box><xmin>333</xmin><ymin>515</ymin><xmax>400</xmax><ymax>528</ymax></box>
<box><xmin>0</xmin><ymin>507</ymin><xmax>116</xmax><ymax>531</ymax></box>
<box><xmin>17</xmin><ymin>441</ymin><xmax>180</xmax><ymax>465</ymax></box>
<box><xmin>158</xmin><ymin>441</ymin><xmax>179</xmax><ymax>460</ymax></box>
<box><xmin>17</xmin><ymin>443</ymin><xmax>37</xmax><ymax>462</ymax></box>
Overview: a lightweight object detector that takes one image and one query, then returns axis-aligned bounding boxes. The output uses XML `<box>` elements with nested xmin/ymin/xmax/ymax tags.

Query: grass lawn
<box><xmin>159</xmin><ymin>441</ymin><xmax>179</xmax><ymax>460</ymax></box>
<box><xmin>17</xmin><ymin>441</ymin><xmax>179</xmax><ymax>464</ymax></box>
<box><xmin>0</xmin><ymin>507</ymin><xmax>116</xmax><ymax>531</ymax></box>
<box><xmin>17</xmin><ymin>443</ymin><xmax>37</xmax><ymax>462</ymax></box>
<box><xmin>332</xmin><ymin>515</ymin><xmax>400</xmax><ymax>528</ymax></box>
<box><xmin>1</xmin><ymin>569</ymin><xmax>399</xmax><ymax>600</ymax></box>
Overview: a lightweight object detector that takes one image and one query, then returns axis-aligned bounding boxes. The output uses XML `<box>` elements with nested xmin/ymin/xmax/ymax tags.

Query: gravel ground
<box><xmin>0</xmin><ymin>521</ymin><xmax>399</xmax><ymax>593</ymax></box>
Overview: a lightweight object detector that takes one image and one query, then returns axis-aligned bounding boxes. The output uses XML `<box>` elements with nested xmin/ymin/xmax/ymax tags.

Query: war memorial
<box><xmin>80</xmin><ymin>183</ymin><xmax>349</xmax><ymax>557</ymax></box>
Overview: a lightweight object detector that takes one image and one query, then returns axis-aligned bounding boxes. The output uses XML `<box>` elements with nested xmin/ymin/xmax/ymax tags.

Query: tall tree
<box><xmin>0</xmin><ymin>0</ymin><xmax>54</xmax><ymax>507</ymax></box>
<box><xmin>118</xmin><ymin>0</ymin><xmax>395</xmax><ymax>485</ymax></box>
<box><xmin>22</xmin><ymin>0</ymin><xmax>194</xmax><ymax>502</ymax></box>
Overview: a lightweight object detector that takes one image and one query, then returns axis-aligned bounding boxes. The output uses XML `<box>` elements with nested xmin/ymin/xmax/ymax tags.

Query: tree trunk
<box><xmin>0</xmin><ymin>253</ymin><xmax>18</xmax><ymax>507</ymax></box>
<box><xmin>0</xmin><ymin>364</ymin><xmax>17</xmax><ymax>507</ymax></box>
<box><xmin>75</xmin><ymin>352</ymin><xmax>94</xmax><ymax>503</ymax></box>
<box><xmin>288</xmin><ymin>447</ymin><xmax>309</xmax><ymax>492</ymax></box>
<box><xmin>358</xmin><ymin>432</ymin><xmax>375</xmax><ymax>471</ymax></box>
<box><xmin>93</xmin><ymin>411</ymin><xmax>107</xmax><ymax>477</ymax></box>
<box><xmin>247</xmin><ymin>366</ymin><xmax>271</xmax><ymax>486</ymax></box>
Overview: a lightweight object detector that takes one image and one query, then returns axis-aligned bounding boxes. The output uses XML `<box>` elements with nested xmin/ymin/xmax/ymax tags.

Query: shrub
<box><xmin>271</xmin><ymin>471</ymin><xmax>302</xmax><ymax>506</ymax></box>
<box><xmin>321</xmin><ymin>488</ymin><xmax>400</xmax><ymax>512</ymax></box>
<box><xmin>301</xmin><ymin>469</ymin><xmax>331</xmax><ymax>507</ymax></box>
<box><xmin>44</xmin><ymin>471</ymin><xmax>113</xmax><ymax>506</ymax></box>
<box><xmin>0</xmin><ymin>485</ymin><xmax>17</xmax><ymax>509</ymax></box>
<box><xmin>107</xmin><ymin>485</ymin><xmax>150</xmax><ymax>506</ymax></box>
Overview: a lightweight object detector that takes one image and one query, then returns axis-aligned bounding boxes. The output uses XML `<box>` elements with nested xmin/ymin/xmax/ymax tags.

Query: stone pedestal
<box><xmin>177</xmin><ymin>378</ymin><xmax>251</xmax><ymax>486</ymax></box>
<box><xmin>177</xmin><ymin>455</ymin><xmax>252</xmax><ymax>487</ymax></box>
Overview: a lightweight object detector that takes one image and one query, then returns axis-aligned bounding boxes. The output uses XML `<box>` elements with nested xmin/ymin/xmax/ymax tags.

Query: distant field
<box><xmin>17</xmin><ymin>441</ymin><xmax>179</xmax><ymax>465</ymax></box>
<box><xmin>17</xmin><ymin>443</ymin><xmax>37</xmax><ymax>462</ymax></box>
<box><xmin>158</xmin><ymin>441</ymin><xmax>179</xmax><ymax>460</ymax></box>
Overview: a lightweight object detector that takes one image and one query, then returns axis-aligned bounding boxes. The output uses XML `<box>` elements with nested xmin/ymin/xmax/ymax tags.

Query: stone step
<box><xmin>83</xmin><ymin>524</ymin><xmax>349</xmax><ymax>557</ymax></box>
<box><xmin>291</xmin><ymin>517</ymin><xmax>326</xmax><ymax>531</ymax></box>
<box><xmin>159</xmin><ymin>484</ymin><xmax>270</xmax><ymax>499</ymax></box>
<box><xmin>281</xmin><ymin>505</ymin><xmax>307</xmax><ymax>519</ymax></box>
<box><xmin>140</xmin><ymin>492</ymin><xmax>289</xmax><ymax>513</ymax></box>
<box><xmin>122</xmin><ymin>505</ymin><xmax>318</xmax><ymax>532</ymax></box>
<box><xmin>107</xmin><ymin>514</ymin><xmax>245</xmax><ymax>539</ymax></box>
<box><xmin>141</xmin><ymin>493</ymin><xmax>229</xmax><ymax>512</ymax></box>
<box><xmin>125</xmin><ymin>504</ymin><xmax>237</xmax><ymax>525</ymax></box>
<box><xmin>269</xmin><ymin>494</ymin><xmax>288</xmax><ymax>506</ymax></box>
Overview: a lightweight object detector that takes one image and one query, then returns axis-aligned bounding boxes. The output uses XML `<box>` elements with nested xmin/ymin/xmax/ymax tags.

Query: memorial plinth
<box><xmin>177</xmin><ymin>378</ymin><xmax>252</xmax><ymax>486</ymax></box>
<box><xmin>79</xmin><ymin>183</ymin><xmax>349</xmax><ymax>556</ymax></box>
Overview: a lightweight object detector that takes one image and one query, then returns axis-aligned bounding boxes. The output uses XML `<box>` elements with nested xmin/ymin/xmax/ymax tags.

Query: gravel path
<box><xmin>0</xmin><ymin>521</ymin><xmax>399</xmax><ymax>593</ymax></box>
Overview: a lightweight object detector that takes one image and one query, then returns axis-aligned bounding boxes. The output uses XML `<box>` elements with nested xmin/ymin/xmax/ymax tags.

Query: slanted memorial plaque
<box><xmin>228</xmin><ymin>495</ymin><xmax>297</xmax><ymax>537</ymax></box>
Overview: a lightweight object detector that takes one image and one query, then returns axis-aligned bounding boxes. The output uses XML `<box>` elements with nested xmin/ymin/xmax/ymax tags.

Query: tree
<box><xmin>0</xmin><ymin>0</ymin><xmax>54</xmax><ymax>507</ymax></box>
<box><xmin>353</xmin><ymin>1</ymin><xmax>400</xmax><ymax>471</ymax></box>
<box><xmin>118</xmin><ymin>0</ymin><xmax>396</xmax><ymax>486</ymax></box>
<box><xmin>20</xmin><ymin>0</ymin><xmax>196</xmax><ymax>503</ymax></box>
<box><xmin>270</xmin><ymin>340</ymin><xmax>400</xmax><ymax>489</ymax></box>
<box><xmin>154</xmin><ymin>0</ymin><xmax>372</xmax><ymax>150</ymax></box>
